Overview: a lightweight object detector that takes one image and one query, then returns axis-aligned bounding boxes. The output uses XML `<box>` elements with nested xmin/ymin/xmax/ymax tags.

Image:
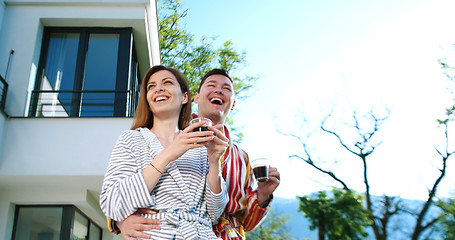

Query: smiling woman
<box><xmin>132</xmin><ymin>66</ymin><xmax>192</xmax><ymax>130</ymax></box>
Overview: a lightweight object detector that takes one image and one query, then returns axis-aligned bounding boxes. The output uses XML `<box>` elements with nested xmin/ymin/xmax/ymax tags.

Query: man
<box><xmin>108</xmin><ymin>69</ymin><xmax>280</xmax><ymax>239</ymax></box>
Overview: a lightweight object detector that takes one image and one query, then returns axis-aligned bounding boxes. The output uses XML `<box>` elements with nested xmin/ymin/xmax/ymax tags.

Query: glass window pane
<box><xmin>43</xmin><ymin>32</ymin><xmax>79</xmax><ymax>91</ymax></box>
<box><xmin>37</xmin><ymin>32</ymin><xmax>80</xmax><ymax>117</ymax></box>
<box><xmin>73</xmin><ymin>211</ymin><xmax>88</xmax><ymax>240</ymax></box>
<box><xmin>89</xmin><ymin>222</ymin><xmax>102</xmax><ymax>240</ymax></box>
<box><xmin>80</xmin><ymin>33</ymin><xmax>119</xmax><ymax>117</ymax></box>
<box><xmin>13</xmin><ymin>207</ymin><xmax>62</xmax><ymax>240</ymax></box>
<box><xmin>32</xmin><ymin>28</ymin><xmax>132</xmax><ymax>117</ymax></box>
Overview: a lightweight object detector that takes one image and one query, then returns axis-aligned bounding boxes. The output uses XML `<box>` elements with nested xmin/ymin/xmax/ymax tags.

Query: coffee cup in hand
<box><xmin>190</xmin><ymin>117</ymin><xmax>212</xmax><ymax>132</ymax></box>
<box><xmin>251</xmin><ymin>158</ymin><xmax>269</xmax><ymax>182</ymax></box>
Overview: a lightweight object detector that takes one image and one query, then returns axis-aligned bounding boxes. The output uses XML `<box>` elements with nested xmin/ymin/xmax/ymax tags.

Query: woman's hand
<box><xmin>161</xmin><ymin>120</ymin><xmax>215</xmax><ymax>161</ymax></box>
<box><xmin>144</xmin><ymin>120</ymin><xmax>216</xmax><ymax>191</ymax></box>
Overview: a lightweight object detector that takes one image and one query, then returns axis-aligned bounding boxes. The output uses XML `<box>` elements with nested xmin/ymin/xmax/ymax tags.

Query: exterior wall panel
<box><xmin>0</xmin><ymin>1</ymin><xmax>159</xmax><ymax>239</ymax></box>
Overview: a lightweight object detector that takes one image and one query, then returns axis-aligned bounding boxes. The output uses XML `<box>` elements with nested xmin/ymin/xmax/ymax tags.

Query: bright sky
<box><xmin>183</xmin><ymin>0</ymin><xmax>455</xmax><ymax>200</ymax></box>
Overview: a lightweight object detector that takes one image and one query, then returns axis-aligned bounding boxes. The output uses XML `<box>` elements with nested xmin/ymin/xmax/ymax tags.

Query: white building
<box><xmin>0</xmin><ymin>0</ymin><xmax>160</xmax><ymax>239</ymax></box>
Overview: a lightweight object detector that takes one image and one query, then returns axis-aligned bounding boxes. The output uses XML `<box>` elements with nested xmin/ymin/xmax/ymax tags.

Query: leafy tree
<box><xmin>283</xmin><ymin>109</ymin><xmax>400</xmax><ymax>240</ymax></box>
<box><xmin>407</xmin><ymin>106</ymin><xmax>455</xmax><ymax>240</ymax></box>
<box><xmin>283</xmin><ymin>103</ymin><xmax>452</xmax><ymax>240</ymax></box>
<box><xmin>246</xmin><ymin>210</ymin><xmax>296</xmax><ymax>240</ymax></box>
<box><xmin>157</xmin><ymin>0</ymin><xmax>258</xmax><ymax>141</ymax></box>
<box><xmin>437</xmin><ymin>196</ymin><xmax>455</xmax><ymax>239</ymax></box>
<box><xmin>298</xmin><ymin>188</ymin><xmax>370</xmax><ymax>240</ymax></box>
<box><xmin>157</xmin><ymin>0</ymin><xmax>256</xmax><ymax>98</ymax></box>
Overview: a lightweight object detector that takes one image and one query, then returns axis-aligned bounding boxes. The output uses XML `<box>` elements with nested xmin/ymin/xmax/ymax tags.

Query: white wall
<box><xmin>0</xmin><ymin>199</ymin><xmax>14</xmax><ymax>240</ymax></box>
<box><xmin>0</xmin><ymin>0</ymin><xmax>8</xmax><ymax>232</ymax></box>
<box><xmin>0</xmin><ymin>118</ymin><xmax>132</xmax><ymax>175</ymax></box>
<box><xmin>5</xmin><ymin>0</ymin><xmax>147</xmax><ymax>4</ymax></box>
<box><xmin>0</xmin><ymin>114</ymin><xmax>6</xmax><ymax>176</ymax></box>
<box><xmin>0</xmin><ymin>1</ymin><xmax>5</xmax><ymax>32</ymax></box>
<box><xmin>0</xmin><ymin>118</ymin><xmax>132</xmax><ymax>240</ymax></box>
<box><xmin>0</xmin><ymin>177</ymin><xmax>121</xmax><ymax>239</ymax></box>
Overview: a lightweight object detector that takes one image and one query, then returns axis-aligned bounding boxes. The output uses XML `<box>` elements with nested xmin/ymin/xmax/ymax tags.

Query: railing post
<box><xmin>29</xmin><ymin>90</ymin><xmax>39</xmax><ymax>117</ymax></box>
<box><xmin>5</xmin><ymin>50</ymin><xmax>14</xmax><ymax>82</ymax></box>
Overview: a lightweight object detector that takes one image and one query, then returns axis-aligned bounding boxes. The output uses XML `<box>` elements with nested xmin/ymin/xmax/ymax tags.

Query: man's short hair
<box><xmin>197</xmin><ymin>69</ymin><xmax>233</xmax><ymax>92</ymax></box>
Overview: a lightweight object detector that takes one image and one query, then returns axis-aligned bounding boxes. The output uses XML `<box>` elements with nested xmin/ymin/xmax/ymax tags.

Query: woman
<box><xmin>100</xmin><ymin>65</ymin><xmax>229</xmax><ymax>240</ymax></box>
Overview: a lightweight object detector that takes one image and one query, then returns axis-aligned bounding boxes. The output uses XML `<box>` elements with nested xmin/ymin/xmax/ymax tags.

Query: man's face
<box><xmin>194</xmin><ymin>74</ymin><xmax>235</xmax><ymax>124</ymax></box>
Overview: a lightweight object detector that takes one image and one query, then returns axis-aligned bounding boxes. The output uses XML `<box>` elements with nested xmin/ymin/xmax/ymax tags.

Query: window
<box><xmin>73</xmin><ymin>210</ymin><xmax>89</xmax><ymax>240</ymax></box>
<box><xmin>12</xmin><ymin>207</ymin><xmax>62</xmax><ymax>240</ymax></box>
<box><xmin>12</xmin><ymin>205</ymin><xmax>102</xmax><ymax>240</ymax></box>
<box><xmin>30</xmin><ymin>27</ymin><xmax>139</xmax><ymax>117</ymax></box>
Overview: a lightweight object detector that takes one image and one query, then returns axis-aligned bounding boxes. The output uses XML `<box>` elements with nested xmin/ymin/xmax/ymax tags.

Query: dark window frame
<box><xmin>11</xmin><ymin>205</ymin><xmax>102</xmax><ymax>240</ymax></box>
<box><xmin>30</xmin><ymin>27</ymin><xmax>137</xmax><ymax>117</ymax></box>
<box><xmin>0</xmin><ymin>74</ymin><xmax>7</xmax><ymax>115</ymax></box>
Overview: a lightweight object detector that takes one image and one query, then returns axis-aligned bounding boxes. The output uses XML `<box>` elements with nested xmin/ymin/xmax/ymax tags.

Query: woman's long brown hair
<box><xmin>131</xmin><ymin>65</ymin><xmax>191</xmax><ymax>130</ymax></box>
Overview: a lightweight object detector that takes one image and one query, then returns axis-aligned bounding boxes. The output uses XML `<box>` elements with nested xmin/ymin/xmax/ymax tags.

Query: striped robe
<box><xmin>100</xmin><ymin>128</ymin><xmax>228</xmax><ymax>240</ymax></box>
<box><xmin>213</xmin><ymin>126</ymin><xmax>271</xmax><ymax>240</ymax></box>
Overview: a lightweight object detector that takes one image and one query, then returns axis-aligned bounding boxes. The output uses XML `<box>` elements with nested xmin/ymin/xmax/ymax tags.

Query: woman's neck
<box><xmin>150</xmin><ymin>117</ymin><xmax>180</xmax><ymax>148</ymax></box>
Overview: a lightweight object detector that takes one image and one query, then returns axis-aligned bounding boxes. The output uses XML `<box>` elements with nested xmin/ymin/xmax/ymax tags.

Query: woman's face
<box><xmin>146</xmin><ymin>70</ymin><xmax>188</xmax><ymax>118</ymax></box>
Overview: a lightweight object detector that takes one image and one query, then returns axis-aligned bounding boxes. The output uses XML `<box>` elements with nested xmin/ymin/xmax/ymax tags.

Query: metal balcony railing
<box><xmin>0</xmin><ymin>75</ymin><xmax>7</xmax><ymax>114</ymax></box>
<box><xmin>30</xmin><ymin>90</ymin><xmax>136</xmax><ymax>117</ymax></box>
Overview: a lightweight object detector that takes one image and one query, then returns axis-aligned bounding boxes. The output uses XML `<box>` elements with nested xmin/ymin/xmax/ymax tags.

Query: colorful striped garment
<box><xmin>213</xmin><ymin>125</ymin><xmax>271</xmax><ymax>240</ymax></box>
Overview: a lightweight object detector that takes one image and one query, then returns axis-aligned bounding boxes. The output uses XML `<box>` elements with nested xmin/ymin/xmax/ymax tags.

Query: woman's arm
<box><xmin>205</xmin><ymin>173</ymin><xmax>229</xmax><ymax>223</ymax></box>
<box><xmin>99</xmin><ymin>131</ymin><xmax>155</xmax><ymax>222</ymax></box>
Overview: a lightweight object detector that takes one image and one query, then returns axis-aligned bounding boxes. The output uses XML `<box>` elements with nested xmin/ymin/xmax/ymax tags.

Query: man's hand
<box><xmin>257</xmin><ymin>166</ymin><xmax>280</xmax><ymax>207</ymax></box>
<box><xmin>206</xmin><ymin>124</ymin><xmax>229</xmax><ymax>165</ymax></box>
<box><xmin>117</xmin><ymin>208</ymin><xmax>161</xmax><ymax>240</ymax></box>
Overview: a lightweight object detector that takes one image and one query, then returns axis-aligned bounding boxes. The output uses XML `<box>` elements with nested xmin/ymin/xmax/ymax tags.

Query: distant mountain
<box><xmin>269</xmin><ymin>196</ymin><xmax>443</xmax><ymax>240</ymax></box>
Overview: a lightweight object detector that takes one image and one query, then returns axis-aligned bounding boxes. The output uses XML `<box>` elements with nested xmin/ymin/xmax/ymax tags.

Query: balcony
<box><xmin>29</xmin><ymin>89</ymin><xmax>137</xmax><ymax>117</ymax></box>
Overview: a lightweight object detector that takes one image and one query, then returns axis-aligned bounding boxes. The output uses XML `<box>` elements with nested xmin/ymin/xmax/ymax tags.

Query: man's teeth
<box><xmin>211</xmin><ymin>98</ymin><xmax>223</xmax><ymax>105</ymax></box>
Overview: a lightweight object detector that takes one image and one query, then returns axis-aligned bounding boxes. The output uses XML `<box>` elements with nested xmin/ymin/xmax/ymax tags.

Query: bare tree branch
<box><xmin>280</xmin><ymin>127</ymin><xmax>351</xmax><ymax>191</ymax></box>
<box><xmin>411</xmin><ymin>112</ymin><xmax>453</xmax><ymax>240</ymax></box>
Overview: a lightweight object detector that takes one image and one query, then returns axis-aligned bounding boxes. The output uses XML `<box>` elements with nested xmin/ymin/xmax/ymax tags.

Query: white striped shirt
<box><xmin>100</xmin><ymin>128</ymin><xmax>228</xmax><ymax>240</ymax></box>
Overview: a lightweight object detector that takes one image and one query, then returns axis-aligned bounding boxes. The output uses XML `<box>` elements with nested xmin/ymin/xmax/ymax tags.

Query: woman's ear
<box><xmin>182</xmin><ymin>92</ymin><xmax>189</xmax><ymax>104</ymax></box>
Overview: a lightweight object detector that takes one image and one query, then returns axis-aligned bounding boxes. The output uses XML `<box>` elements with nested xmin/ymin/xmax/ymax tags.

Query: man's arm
<box><xmin>241</xmin><ymin>189</ymin><xmax>272</xmax><ymax>231</ymax></box>
<box><xmin>241</xmin><ymin>156</ymin><xmax>280</xmax><ymax>231</ymax></box>
<box><xmin>108</xmin><ymin>208</ymin><xmax>161</xmax><ymax>240</ymax></box>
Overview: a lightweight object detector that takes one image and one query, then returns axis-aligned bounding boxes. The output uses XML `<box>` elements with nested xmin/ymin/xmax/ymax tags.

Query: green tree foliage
<box><xmin>157</xmin><ymin>0</ymin><xmax>256</xmax><ymax>99</ymax></box>
<box><xmin>157</xmin><ymin>0</ymin><xmax>257</xmax><ymax>141</ymax></box>
<box><xmin>298</xmin><ymin>188</ymin><xmax>371</xmax><ymax>240</ymax></box>
<box><xmin>246</xmin><ymin>210</ymin><xmax>296</xmax><ymax>240</ymax></box>
<box><xmin>437</xmin><ymin>196</ymin><xmax>455</xmax><ymax>239</ymax></box>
